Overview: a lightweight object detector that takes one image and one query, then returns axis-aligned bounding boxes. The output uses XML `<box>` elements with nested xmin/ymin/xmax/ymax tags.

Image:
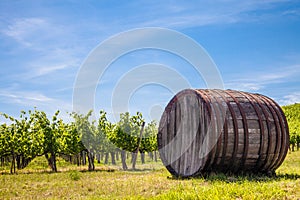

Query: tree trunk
<box><xmin>10</xmin><ymin>151</ymin><xmax>16</xmax><ymax>174</ymax></box>
<box><xmin>116</xmin><ymin>151</ymin><xmax>119</xmax><ymax>161</ymax></box>
<box><xmin>87</xmin><ymin>151</ymin><xmax>95</xmax><ymax>171</ymax></box>
<box><xmin>104</xmin><ymin>152</ymin><xmax>109</xmax><ymax>164</ymax></box>
<box><xmin>16</xmin><ymin>155</ymin><xmax>21</xmax><ymax>170</ymax></box>
<box><xmin>111</xmin><ymin>152</ymin><xmax>116</xmax><ymax>165</ymax></box>
<box><xmin>82</xmin><ymin>151</ymin><xmax>86</xmax><ymax>165</ymax></box>
<box><xmin>154</xmin><ymin>151</ymin><xmax>158</xmax><ymax>162</ymax></box>
<box><xmin>141</xmin><ymin>152</ymin><xmax>145</xmax><ymax>164</ymax></box>
<box><xmin>76</xmin><ymin>154</ymin><xmax>80</xmax><ymax>166</ymax></box>
<box><xmin>131</xmin><ymin>152</ymin><xmax>134</xmax><ymax>163</ymax></box>
<box><xmin>96</xmin><ymin>153</ymin><xmax>101</xmax><ymax>164</ymax></box>
<box><xmin>149</xmin><ymin>152</ymin><xmax>153</xmax><ymax>160</ymax></box>
<box><xmin>132</xmin><ymin>152</ymin><xmax>137</xmax><ymax>170</ymax></box>
<box><xmin>23</xmin><ymin>156</ymin><xmax>26</xmax><ymax>169</ymax></box>
<box><xmin>51</xmin><ymin>152</ymin><xmax>57</xmax><ymax>172</ymax></box>
<box><xmin>121</xmin><ymin>150</ymin><xmax>128</xmax><ymax>170</ymax></box>
<box><xmin>45</xmin><ymin>152</ymin><xmax>57</xmax><ymax>172</ymax></box>
<box><xmin>16</xmin><ymin>155</ymin><xmax>30</xmax><ymax>170</ymax></box>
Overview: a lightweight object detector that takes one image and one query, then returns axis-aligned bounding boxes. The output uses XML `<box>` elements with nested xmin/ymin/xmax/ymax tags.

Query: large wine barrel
<box><xmin>158</xmin><ymin>89</ymin><xmax>289</xmax><ymax>177</ymax></box>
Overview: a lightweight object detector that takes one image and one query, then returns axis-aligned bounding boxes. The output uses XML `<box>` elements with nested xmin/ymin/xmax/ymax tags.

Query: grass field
<box><xmin>0</xmin><ymin>151</ymin><xmax>300</xmax><ymax>199</ymax></box>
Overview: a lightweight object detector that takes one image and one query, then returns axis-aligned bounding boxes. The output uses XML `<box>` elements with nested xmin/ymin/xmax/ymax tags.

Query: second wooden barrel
<box><xmin>158</xmin><ymin>89</ymin><xmax>289</xmax><ymax>177</ymax></box>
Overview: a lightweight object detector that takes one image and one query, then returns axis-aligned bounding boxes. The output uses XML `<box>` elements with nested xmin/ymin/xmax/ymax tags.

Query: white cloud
<box><xmin>0</xmin><ymin>90</ymin><xmax>53</xmax><ymax>105</ymax></box>
<box><xmin>260</xmin><ymin>65</ymin><xmax>300</xmax><ymax>82</ymax></box>
<box><xmin>125</xmin><ymin>0</ymin><xmax>293</xmax><ymax>29</ymax></box>
<box><xmin>2</xmin><ymin>17</ymin><xmax>47</xmax><ymax>47</ymax></box>
<box><xmin>0</xmin><ymin>88</ymin><xmax>73</xmax><ymax>121</ymax></box>
<box><xmin>34</xmin><ymin>64</ymin><xmax>71</xmax><ymax>76</ymax></box>
<box><xmin>225</xmin><ymin>81</ymin><xmax>262</xmax><ymax>91</ymax></box>
<box><xmin>13</xmin><ymin>47</ymin><xmax>80</xmax><ymax>81</ymax></box>
<box><xmin>278</xmin><ymin>92</ymin><xmax>300</xmax><ymax>105</ymax></box>
<box><xmin>1</xmin><ymin>1</ymin><xmax>293</xmax><ymax>45</ymax></box>
<box><xmin>225</xmin><ymin>64</ymin><xmax>300</xmax><ymax>92</ymax></box>
<box><xmin>23</xmin><ymin>56</ymin><xmax>79</xmax><ymax>79</ymax></box>
<box><xmin>282</xmin><ymin>9</ymin><xmax>300</xmax><ymax>17</ymax></box>
<box><xmin>1</xmin><ymin>17</ymin><xmax>83</xmax><ymax>80</ymax></box>
<box><xmin>0</xmin><ymin>0</ymin><xmax>297</xmax><ymax>121</ymax></box>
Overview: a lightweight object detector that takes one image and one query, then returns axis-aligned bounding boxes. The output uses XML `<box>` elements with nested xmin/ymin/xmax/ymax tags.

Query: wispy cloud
<box><xmin>0</xmin><ymin>88</ymin><xmax>73</xmax><ymax>118</ymax></box>
<box><xmin>122</xmin><ymin>0</ymin><xmax>294</xmax><ymax>29</ymax></box>
<box><xmin>1</xmin><ymin>17</ymin><xmax>47</xmax><ymax>47</ymax></box>
<box><xmin>281</xmin><ymin>8</ymin><xmax>300</xmax><ymax>17</ymax></box>
<box><xmin>1</xmin><ymin>1</ymin><xmax>295</xmax><ymax>45</ymax></box>
<box><xmin>0</xmin><ymin>89</ymin><xmax>53</xmax><ymax>106</ymax></box>
<box><xmin>32</xmin><ymin>64</ymin><xmax>71</xmax><ymax>77</ymax></box>
<box><xmin>225</xmin><ymin>64</ymin><xmax>300</xmax><ymax>92</ymax></box>
<box><xmin>1</xmin><ymin>16</ymin><xmax>83</xmax><ymax>81</ymax></box>
<box><xmin>0</xmin><ymin>0</ymin><xmax>298</xmax><ymax>118</ymax></box>
<box><xmin>225</xmin><ymin>82</ymin><xmax>262</xmax><ymax>91</ymax></box>
<box><xmin>278</xmin><ymin>92</ymin><xmax>300</xmax><ymax>105</ymax></box>
<box><xmin>22</xmin><ymin>53</ymin><xmax>80</xmax><ymax>79</ymax></box>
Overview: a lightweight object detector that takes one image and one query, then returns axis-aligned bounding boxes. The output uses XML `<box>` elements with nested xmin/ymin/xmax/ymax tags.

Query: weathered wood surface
<box><xmin>158</xmin><ymin>89</ymin><xmax>289</xmax><ymax>177</ymax></box>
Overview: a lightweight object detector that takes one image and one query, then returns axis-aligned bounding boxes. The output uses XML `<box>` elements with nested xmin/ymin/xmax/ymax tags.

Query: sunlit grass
<box><xmin>277</xmin><ymin>150</ymin><xmax>300</xmax><ymax>175</ymax></box>
<box><xmin>0</xmin><ymin>151</ymin><xmax>299</xmax><ymax>199</ymax></box>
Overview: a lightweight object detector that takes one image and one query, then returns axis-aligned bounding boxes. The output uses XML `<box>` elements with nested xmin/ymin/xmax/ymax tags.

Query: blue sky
<box><xmin>0</xmin><ymin>0</ymin><xmax>300</xmax><ymax>123</ymax></box>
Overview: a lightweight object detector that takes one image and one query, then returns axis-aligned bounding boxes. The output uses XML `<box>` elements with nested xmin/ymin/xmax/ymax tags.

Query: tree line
<box><xmin>1</xmin><ymin>103</ymin><xmax>298</xmax><ymax>173</ymax></box>
<box><xmin>0</xmin><ymin>109</ymin><xmax>158</xmax><ymax>174</ymax></box>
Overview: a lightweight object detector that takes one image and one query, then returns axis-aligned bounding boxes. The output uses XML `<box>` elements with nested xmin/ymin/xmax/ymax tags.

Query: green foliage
<box><xmin>282</xmin><ymin>103</ymin><xmax>300</xmax><ymax>150</ymax></box>
<box><xmin>106</xmin><ymin>112</ymin><xmax>157</xmax><ymax>153</ymax></box>
<box><xmin>97</xmin><ymin>110</ymin><xmax>117</xmax><ymax>153</ymax></box>
<box><xmin>0</xmin><ymin>110</ymin><xmax>46</xmax><ymax>172</ymax></box>
<box><xmin>108</xmin><ymin>112</ymin><xmax>140</xmax><ymax>152</ymax></box>
<box><xmin>141</xmin><ymin>120</ymin><xmax>158</xmax><ymax>153</ymax></box>
<box><xmin>70</xmin><ymin>110</ymin><xmax>96</xmax><ymax>153</ymax></box>
<box><xmin>0</xmin><ymin>109</ymin><xmax>158</xmax><ymax>173</ymax></box>
<box><xmin>59</xmin><ymin>121</ymin><xmax>83</xmax><ymax>156</ymax></box>
<box><xmin>0</xmin><ymin>109</ymin><xmax>83</xmax><ymax>172</ymax></box>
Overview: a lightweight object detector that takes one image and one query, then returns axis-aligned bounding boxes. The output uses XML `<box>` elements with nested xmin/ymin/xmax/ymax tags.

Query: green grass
<box><xmin>0</xmin><ymin>151</ymin><xmax>300</xmax><ymax>199</ymax></box>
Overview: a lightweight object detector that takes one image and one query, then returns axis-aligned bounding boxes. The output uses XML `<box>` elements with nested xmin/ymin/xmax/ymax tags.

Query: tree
<box><xmin>282</xmin><ymin>103</ymin><xmax>300</xmax><ymax>151</ymax></box>
<box><xmin>0</xmin><ymin>110</ymin><xmax>45</xmax><ymax>173</ymax></box>
<box><xmin>71</xmin><ymin>110</ymin><xmax>97</xmax><ymax>171</ymax></box>
<box><xmin>140</xmin><ymin>120</ymin><xmax>158</xmax><ymax>163</ymax></box>
<box><xmin>36</xmin><ymin>110</ymin><xmax>62</xmax><ymax>172</ymax></box>
<box><xmin>97</xmin><ymin>110</ymin><xmax>118</xmax><ymax>165</ymax></box>
<box><xmin>107</xmin><ymin>112</ymin><xmax>147</xmax><ymax>170</ymax></box>
<box><xmin>58</xmin><ymin>118</ymin><xmax>84</xmax><ymax>163</ymax></box>
<box><xmin>0</xmin><ymin>108</ymin><xmax>159</xmax><ymax>173</ymax></box>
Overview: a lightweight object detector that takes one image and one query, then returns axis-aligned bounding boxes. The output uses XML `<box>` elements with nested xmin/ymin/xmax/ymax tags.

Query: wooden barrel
<box><xmin>158</xmin><ymin>89</ymin><xmax>289</xmax><ymax>177</ymax></box>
